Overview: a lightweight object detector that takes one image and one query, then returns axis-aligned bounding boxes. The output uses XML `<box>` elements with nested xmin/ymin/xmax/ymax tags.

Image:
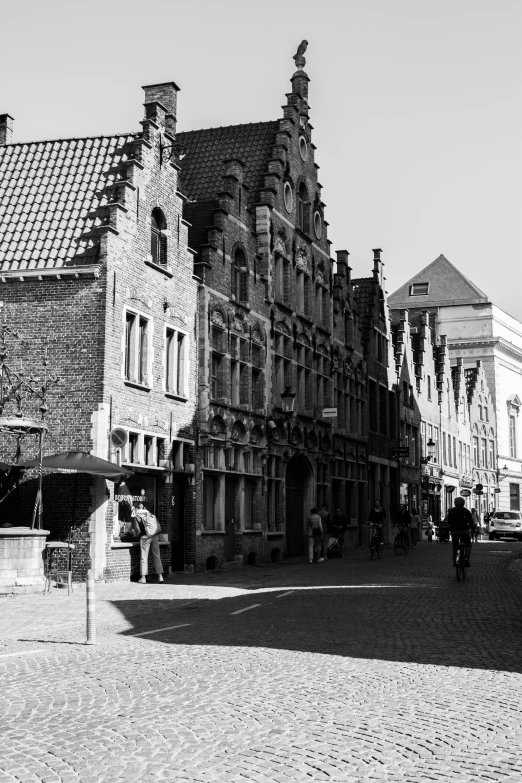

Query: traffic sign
<box><xmin>393</xmin><ymin>447</ymin><xmax>410</xmax><ymax>457</ymax></box>
<box><xmin>321</xmin><ymin>408</ymin><xmax>337</xmax><ymax>418</ymax></box>
<box><xmin>494</xmin><ymin>488</ymin><xmax>501</xmax><ymax>493</ymax></box>
<box><xmin>110</xmin><ymin>427</ymin><xmax>128</xmax><ymax>450</ymax></box>
<box><xmin>460</xmin><ymin>489</ymin><xmax>471</xmax><ymax>497</ymax></box>
<box><xmin>473</xmin><ymin>488</ymin><xmax>484</xmax><ymax>495</ymax></box>
<box><xmin>475</xmin><ymin>483</ymin><xmax>483</xmax><ymax>491</ymax></box>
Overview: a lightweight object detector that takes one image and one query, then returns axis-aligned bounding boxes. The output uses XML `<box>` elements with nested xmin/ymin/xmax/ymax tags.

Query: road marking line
<box><xmin>230</xmin><ymin>604</ymin><xmax>262</xmax><ymax>615</ymax></box>
<box><xmin>131</xmin><ymin>623</ymin><xmax>192</xmax><ymax>637</ymax></box>
<box><xmin>0</xmin><ymin>650</ymin><xmax>47</xmax><ymax>659</ymax></box>
<box><xmin>276</xmin><ymin>591</ymin><xmax>295</xmax><ymax>598</ymax></box>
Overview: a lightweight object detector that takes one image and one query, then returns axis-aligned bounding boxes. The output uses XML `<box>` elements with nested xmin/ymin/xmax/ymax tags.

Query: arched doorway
<box><xmin>285</xmin><ymin>454</ymin><xmax>313</xmax><ymax>557</ymax></box>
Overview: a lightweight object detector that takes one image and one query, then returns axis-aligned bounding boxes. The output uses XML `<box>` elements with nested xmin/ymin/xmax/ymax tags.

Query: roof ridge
<box><xmin>176</xmin><ymin>119</ymin><xmax>278</xmax><ymax>136</ymax></box>
<box><xmin>0</xmin><ymin>132</ymin><xmax>139</xmax><ymax>148</ymax></box>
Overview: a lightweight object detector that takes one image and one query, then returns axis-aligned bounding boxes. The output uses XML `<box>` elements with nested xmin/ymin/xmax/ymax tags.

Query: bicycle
<box><xmin>393</xmin><ymin>524</ymin><xmax>410</xmax><ymax>555</ymax></box>
<box><xmin>455</xmin><ymin>536</ymin><xmax>469</xmax><ymax>582</ymax></box>
<box><xmin>369</xmin><ymin>523</ymin><xmax>381</xmax><ymax>560</ymax></box>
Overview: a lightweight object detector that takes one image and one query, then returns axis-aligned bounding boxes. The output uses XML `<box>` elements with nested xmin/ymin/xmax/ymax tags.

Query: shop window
<box><xmin>165</xmin><ymin>327</ymin><xmax>187</xmax><ymax>397</ymax></box>
<box><xmin>150</xmin><ymin>208</ymin><xmax>167</xmax><ymax>265</ymax></box>
<box><xmin>125</xmin><ymin>311</ymin><xmax>150</xmax><ymax>386</ymax></box>
<box><xmin>203</xmin><ymin>476</ymin><xmax>218</xmax><ymax>528</ymax></box>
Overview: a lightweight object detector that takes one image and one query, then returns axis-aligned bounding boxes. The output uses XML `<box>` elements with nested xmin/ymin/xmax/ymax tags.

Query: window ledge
<box><xmin>124</xmin><ymin>380</ymin><xmax>152</xmax><ymax>392</ymax></box>
<box><xmin>200</xmin><ymin>529</ymin><xmax>225</xmax><ymax>535</ymax></box>
<box><xmin>165</xmin><ymin>392</ymin><xmax>189</xmax><ymax>402</ymax></box>
<box><xmin>266</xmin><ymin>531</ymin><xmax>284</xmax><ymax>537</ymax></box>
<box><xmin>145</xmin><ymin>259</ymin><xmax>174</xmax><ymax>278</ymax></box>
<box><xmin>243</xmin><ymin>528</ymin><xmax>264</xmax><ymax>534</ymax></box>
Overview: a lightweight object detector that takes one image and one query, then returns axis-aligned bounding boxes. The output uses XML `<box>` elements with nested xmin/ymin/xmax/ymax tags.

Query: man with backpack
<box><xmin>447</xmin><ymin>497</ymin><xmax>474</xmax><ymax>568</ymax></box>
<box><xmin>133</xmin><ymin>502</ymin><xmax>164</xmax><ymax>583</ymax></box>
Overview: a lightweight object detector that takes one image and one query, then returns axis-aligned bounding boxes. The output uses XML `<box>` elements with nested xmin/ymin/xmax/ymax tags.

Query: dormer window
<box><xmin>150</xmin><ymin>208</ymin><xmax>167</xmax><ymax>266</ymax></box>
<box><xmin>409</xmin><ymin>282</ymin><xmax>429</xmax><ymax>296</ymax></box>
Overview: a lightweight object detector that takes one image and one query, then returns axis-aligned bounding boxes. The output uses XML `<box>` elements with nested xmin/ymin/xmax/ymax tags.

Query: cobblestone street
<box><xmin>1</xmin><ymin>540</ymin><xmax>522</xmax><ymax>783</ymax></box>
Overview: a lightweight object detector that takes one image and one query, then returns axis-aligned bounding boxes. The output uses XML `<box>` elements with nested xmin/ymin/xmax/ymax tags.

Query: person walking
<box><xmin>331</xmin><ymin>507</ymin><xmax>348</xmax><ymax>552</ymax></box>
<box><xmin>368</xmin><ymin>499</ymin><xmax>386</xmax><ymax>547</ymax></box>
<box><xmin>426</xmin><ymin>523</ymin><xmax>434</xmax><ymax>543</ymax></box>
<box><xmin>395</xmin><ymin>503</ymin><xmax>412</xmax><ymax>547</ymax></box>
<box><xmin>410</xmin><ymin>506</ymin><xmax>421</xmax><ymax>549</ymax></box>
<box><xmin>133</xmin><ymin>502</ymin><xmax>164</xmax><ymax>584</ymax></box>
<box><xmin>471</xmin><ymin>508</ymin><xmax>480</xmax><ymax>543</ymax></box>
<box><xmin>307</xmin><ymin>507</ymin><xmax>323</xmax><ymax>563</ymax></box>
<box><xmin>318</xmin><ymin>503</ymin><xmax>331</xmax><ymax>561</ymax></box>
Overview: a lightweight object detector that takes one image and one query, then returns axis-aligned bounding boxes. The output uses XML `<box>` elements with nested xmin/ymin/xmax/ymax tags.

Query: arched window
<box><xmin>297</xmin><ymin>183</ymin><xmax>308</xmax><ymax>232</ymax></box>
<box><xmin>151</xmin><ymin>209</ymin><xmax>167</xmax><ymax>265</ymax></box>
<box><xmin>232</xmin><ymin>248</ymin><xmax>248</xmax><ymax>302</ymax></box>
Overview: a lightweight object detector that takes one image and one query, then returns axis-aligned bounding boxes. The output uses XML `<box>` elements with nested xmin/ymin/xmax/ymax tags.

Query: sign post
<box><xmin>321</xmin><ymin>408</ymin><xmax>338</xmax><ymax>419</ymax></box>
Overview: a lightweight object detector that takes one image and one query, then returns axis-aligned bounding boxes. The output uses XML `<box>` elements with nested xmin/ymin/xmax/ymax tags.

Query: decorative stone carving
<box><xmin>296</xmin><ymin>247</ymin><xmax>308</xmax><ymax>272</ymax></box>
<box><xmin>289</xmin><ymin>427</ymin><xmax>301</xmax><ymax>447</ymax></box>
<box><xmin>316</xmin><ymin>267</ymin><xmax>325</xmax><ymax>286</ymax></box>
<box><xmin>274</xmin><ymin>235</ymin><xmax>286</xmax><ymax>255</ymax></box>
<box><xmin>276</xmin><ymin>320</ymin><xmax>291</xmax><ymax>336</ymax></box>
<box><xmin>212</xmin><ymin>309</ymin><xmax>226</xmax><ymax>328</ymax></box>
<box><xmin>232</xmin><ymin>314</ymin><xmax>244</xmax><ymax>332</ymax></box>
<box><xmin>306</xmin><ymin>430</ymin><xmax>318</xmax><ymax>449</ymax></box>
<box><xmin>231</xmin><ymin>423</ymin><xmax>243</xmax><ymax>442</ymax></box>
<box><xmin>210</xmin><ymin>417</ymin><xmax>225</xmax><ymax>435</ymax></box>
<box><xmin>252</xmin><ymin>328</ymin><xmax>264</xmax><ymax>345</ymax></box>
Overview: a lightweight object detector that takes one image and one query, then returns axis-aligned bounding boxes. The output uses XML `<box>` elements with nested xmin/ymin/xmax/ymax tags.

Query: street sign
<box><xmin>494</xmin><ymin>488</ymin><xmax>501</xmax><ymax>493</ymax></box>
<box><xmin>321</xmin><ymin>408</ymin><xmax>337</xmax><ymax>418</ymax></box>
<box><xmin>393</xmin><ymin>447</ymin><xmax>410</xmax><ymax>457</ymax></box>
<box><xmin>110</xmin><ymin>427</ymin><xmax>128</xmax><ymax>450</ymax></box>
<box><xmin>475</xmin><ymin>483</ymin><xmax>483</xmax><ymax>491</ymax></box>
<box><xmin>473</xmin><ymin>488</ymin><xmax>484</xmax><ymax>495</ymax></box>
<box><xmin>460</xmin><ymin>489</ymin><xmax>471</xmax><ymax>497</ymax></box>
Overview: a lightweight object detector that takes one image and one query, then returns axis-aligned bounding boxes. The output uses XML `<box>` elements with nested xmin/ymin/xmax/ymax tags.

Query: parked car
<box><xmin>488</xmin><ymin>511</ymin><xmax>522</xmax><ymax>541</ymax></box>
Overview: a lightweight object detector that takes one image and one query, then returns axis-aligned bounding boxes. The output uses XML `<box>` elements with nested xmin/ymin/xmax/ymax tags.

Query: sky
<box><xmin>3</xmin><ymin>0</ymin><xmax>521</xmax><ymax>319</ymax></box>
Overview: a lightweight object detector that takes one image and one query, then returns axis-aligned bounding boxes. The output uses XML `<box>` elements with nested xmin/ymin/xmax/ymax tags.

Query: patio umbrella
<box><xmin>21</xmin><ymin>451</ymin><xmax>133</xmax><ymax>529</ymax></box>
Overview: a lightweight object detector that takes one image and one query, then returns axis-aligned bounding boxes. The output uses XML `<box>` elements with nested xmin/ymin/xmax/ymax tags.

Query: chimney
<box><xmin>0</xmin><ymin>114</ymin><xmax>14</xmax><ymax>145</ymax></box>
<box><xmin>372</xmin><ymin>248</ymin><xmax>382</xmax><ymax>281</ymax></box>
<box><xmin>142</xmin><ymin>82</ymin><xmax>180</xmax><ymax>138</ymax></box>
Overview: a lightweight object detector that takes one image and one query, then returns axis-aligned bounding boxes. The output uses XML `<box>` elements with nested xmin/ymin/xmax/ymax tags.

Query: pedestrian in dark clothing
<box><xmin>318</xmin><ymin>504</ymin><xmax>331</xmax><ymax>561</ymax></box>
<box><xmin>395</xmin><ymin>504</ymin><xmax>411</xmax><ymax>546</ymax></box>
<box><xmin>331</xmin><ymin>508</ymin><xmax>348</xmax><ymax>551</ymax></box>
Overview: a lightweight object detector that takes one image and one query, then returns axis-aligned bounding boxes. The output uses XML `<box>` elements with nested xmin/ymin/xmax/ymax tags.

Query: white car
<box><xmin>488</xmin><ymin>511</ymin><xmax>522</xmax><ymax>541</ymax></box>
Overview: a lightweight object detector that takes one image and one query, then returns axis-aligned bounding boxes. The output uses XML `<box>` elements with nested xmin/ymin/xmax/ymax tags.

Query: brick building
<box><xmin>0</xmin><ymin>85</ymin><xmax>199</xmax><ymax>580</ymax></box>
<box><xmin>175</xmin><ymin>48</ymin><xmax>370</xmax><ymax>566</ymax></box>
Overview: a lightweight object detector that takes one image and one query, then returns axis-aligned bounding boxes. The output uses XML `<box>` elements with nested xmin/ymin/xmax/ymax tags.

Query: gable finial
<box><xmin>293</xmin><ymin>40</ymin><xmax>308</xmax><ymax>70</ymax></box>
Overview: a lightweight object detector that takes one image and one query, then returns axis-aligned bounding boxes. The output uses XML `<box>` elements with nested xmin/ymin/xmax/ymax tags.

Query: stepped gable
<box><xmin>388</xmin><ymin>254</ymin><xmax>488</xmax><ymax>308</ymax></box>
<box><xmin>176</xmin><ymin>122</ymin><xmax>278</xmax><ymax>203</ymax></box>
<box><xmin>0</xmin><ymin>133</ymin><xmax>137</xmax><ymax>272</ymax></box>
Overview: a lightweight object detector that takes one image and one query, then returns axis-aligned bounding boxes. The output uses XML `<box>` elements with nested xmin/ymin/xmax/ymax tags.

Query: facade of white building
<box><xmin>389</xmin><ymin>254</ymin><xmax>522</xmax><ymax>514</ymax></box>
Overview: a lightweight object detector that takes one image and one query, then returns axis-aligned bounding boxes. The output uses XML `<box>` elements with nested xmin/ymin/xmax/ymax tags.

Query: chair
<box><xmin>44</xmin><ymin>541</ymin><xmax>75</xmax><ymax>595</ymax></box>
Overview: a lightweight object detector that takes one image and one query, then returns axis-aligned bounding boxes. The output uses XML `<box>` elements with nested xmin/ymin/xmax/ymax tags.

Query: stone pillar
<box><xmin>0</xmin><ymin>527</ymin><xmax>49</xmax><ymax>595</ymax></box>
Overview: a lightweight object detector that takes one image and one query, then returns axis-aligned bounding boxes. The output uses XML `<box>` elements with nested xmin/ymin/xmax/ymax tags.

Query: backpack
<box><xmin>447</xmin><ymin>506</ymin><xmax>472</xmax><ymax>533</ymax></box>
<box><xmin>139</xmin><ymin>511</ymin><xmax>161</xmax><ymax>537</ymax></box>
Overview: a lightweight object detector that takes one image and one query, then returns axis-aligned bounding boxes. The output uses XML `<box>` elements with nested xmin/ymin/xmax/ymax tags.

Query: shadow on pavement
<box><xmin>109</xmin><ymin>545</ymin><xmax>522</xmax><ymax>675</ymax></box>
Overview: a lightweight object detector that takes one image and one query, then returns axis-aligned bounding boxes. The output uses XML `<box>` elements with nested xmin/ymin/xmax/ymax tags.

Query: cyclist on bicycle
<box><xmin>448</xmin><ymin>497</ymin><xmax>474</xmax><ymax>567</ymax></box>
<box><xmin>395</xmin><ymin>503</ymin><xmax>411</xmax><ymax>547</ymax></box>
<box><xmin>368</xmin><ymin>499</ymin><xmax>385</xmax><ymax>547</ymax></box>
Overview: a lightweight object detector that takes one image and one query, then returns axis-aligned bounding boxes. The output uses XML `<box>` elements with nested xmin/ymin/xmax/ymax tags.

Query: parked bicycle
<box><xmin>393</xmin><ymin>523</ymin><xmax>410</xmax><ymax>555</ymax></box>
<box><xmin>369</xmin><ymin>523</ymin><xmax>382</xmax><ymax>560</ymax></box>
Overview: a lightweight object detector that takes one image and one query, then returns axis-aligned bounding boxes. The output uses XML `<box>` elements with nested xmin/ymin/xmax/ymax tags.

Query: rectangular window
<box><xmin>165</xmin><ymin>327</ymin><xmax>187</xmax><ymax>396</ymax></box>
<box><xmin>388</xmin><ymin>392</ymin><xmax>396</xmax><ymax>438</ymax></box>
<box><xmin>481</xmin><ymin>438</ymin><xmax>487</xmax><ymax>469</ymax></box>
<box><xmin>412</xmin><ymin>427</ymin><xmax>417</xmax><ymax>465</ymax></box>
<box><xmin>473</xmin><ymin>436</ymin><xmax>479</xmax><ymax>467</ymax></box>
<box><xmin>443</xmin><ymin>433</ymin><xmax>447</xmax><ymax>465</ymax></box>
<box><xmin>144</xmin><ymin>435</ymin><xmax>154</xmax><ymax>466</ymax></box>
<box><xmin>427</xmin><ymin>375</ymin><xmax>432</xmax><ymax>401</ymax></box>
<box><xmin>244</xmin><ymin>481</ymin><xmax>254</xmax><ymax>528</ymax></box>
<box><xmin>203</xmin><ymin>476</ymin><xmax>217</xmax><ymax>528</ymax></box>
<box><xmin>433</xmin><ymin>426</ymin><xmax>439</xmax><ymax>464</ymax></box>
<box><xmin>252</xmin><ymin>369</ymin><xmax>263</xmax><ymax>410</ymax></box>
<box><xmin>230</xmin><ymin>359</ymin><xmax>239</xmax><ymax>406</ymax></box>
<box><xmin>369</xmin><ymin>381</ymin><xmax>377</xmax><ymax>431</ymax></box>
<box><xmin>459</xmin><ymin>441</ymin><xmax>463</xmax><ymax>472</ymax></box>
<box><xmin>211</xmin><ymin>354</ymin><xmax>222</xmax><ymax>399</ymax></box>
<box><xmin>489</xmin><ymin>440</ymin><xmax>494</xmax><ymax>469</ymax></box>
<box><xmin>453</xmin><ymin>437</ymin><xmax>457</xmax><ymax>469</ymax></box>
<box><xmin>125</xmin><ymin>311</ymin><xmax>149</xmax><ymax>385</ymax></box>
<box><xmin>379</xmin><ymin>386</ymin><xmax>387</xmax><ymax>434</ymax></box>
<box><xmin>409</xmin><ymin>282</ymin><xmax>429</xmax><ymax>296</ymax></box>
<box><xmin>510</xmin><ymin>415</ymin><xmax>517</xmax><ymax>458</ymax></box>
<box><xmin>478</xmin><ymin>405</ymin><xmax>483</xmax><ymax>420</ymax></box>
<box><xmin>510</xmin><ymin>483</ymin><xmax>520</xmax><ymax>511</ymax></box>
<box><xmin>129</xmin><ymin>431</ymin><xmax>139</xmax><ymax>464</ymax></box>
<box><xmin>421</xmin><ymin>421</ymin><xmax>426</xmax><ymax>459</ymax></box>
